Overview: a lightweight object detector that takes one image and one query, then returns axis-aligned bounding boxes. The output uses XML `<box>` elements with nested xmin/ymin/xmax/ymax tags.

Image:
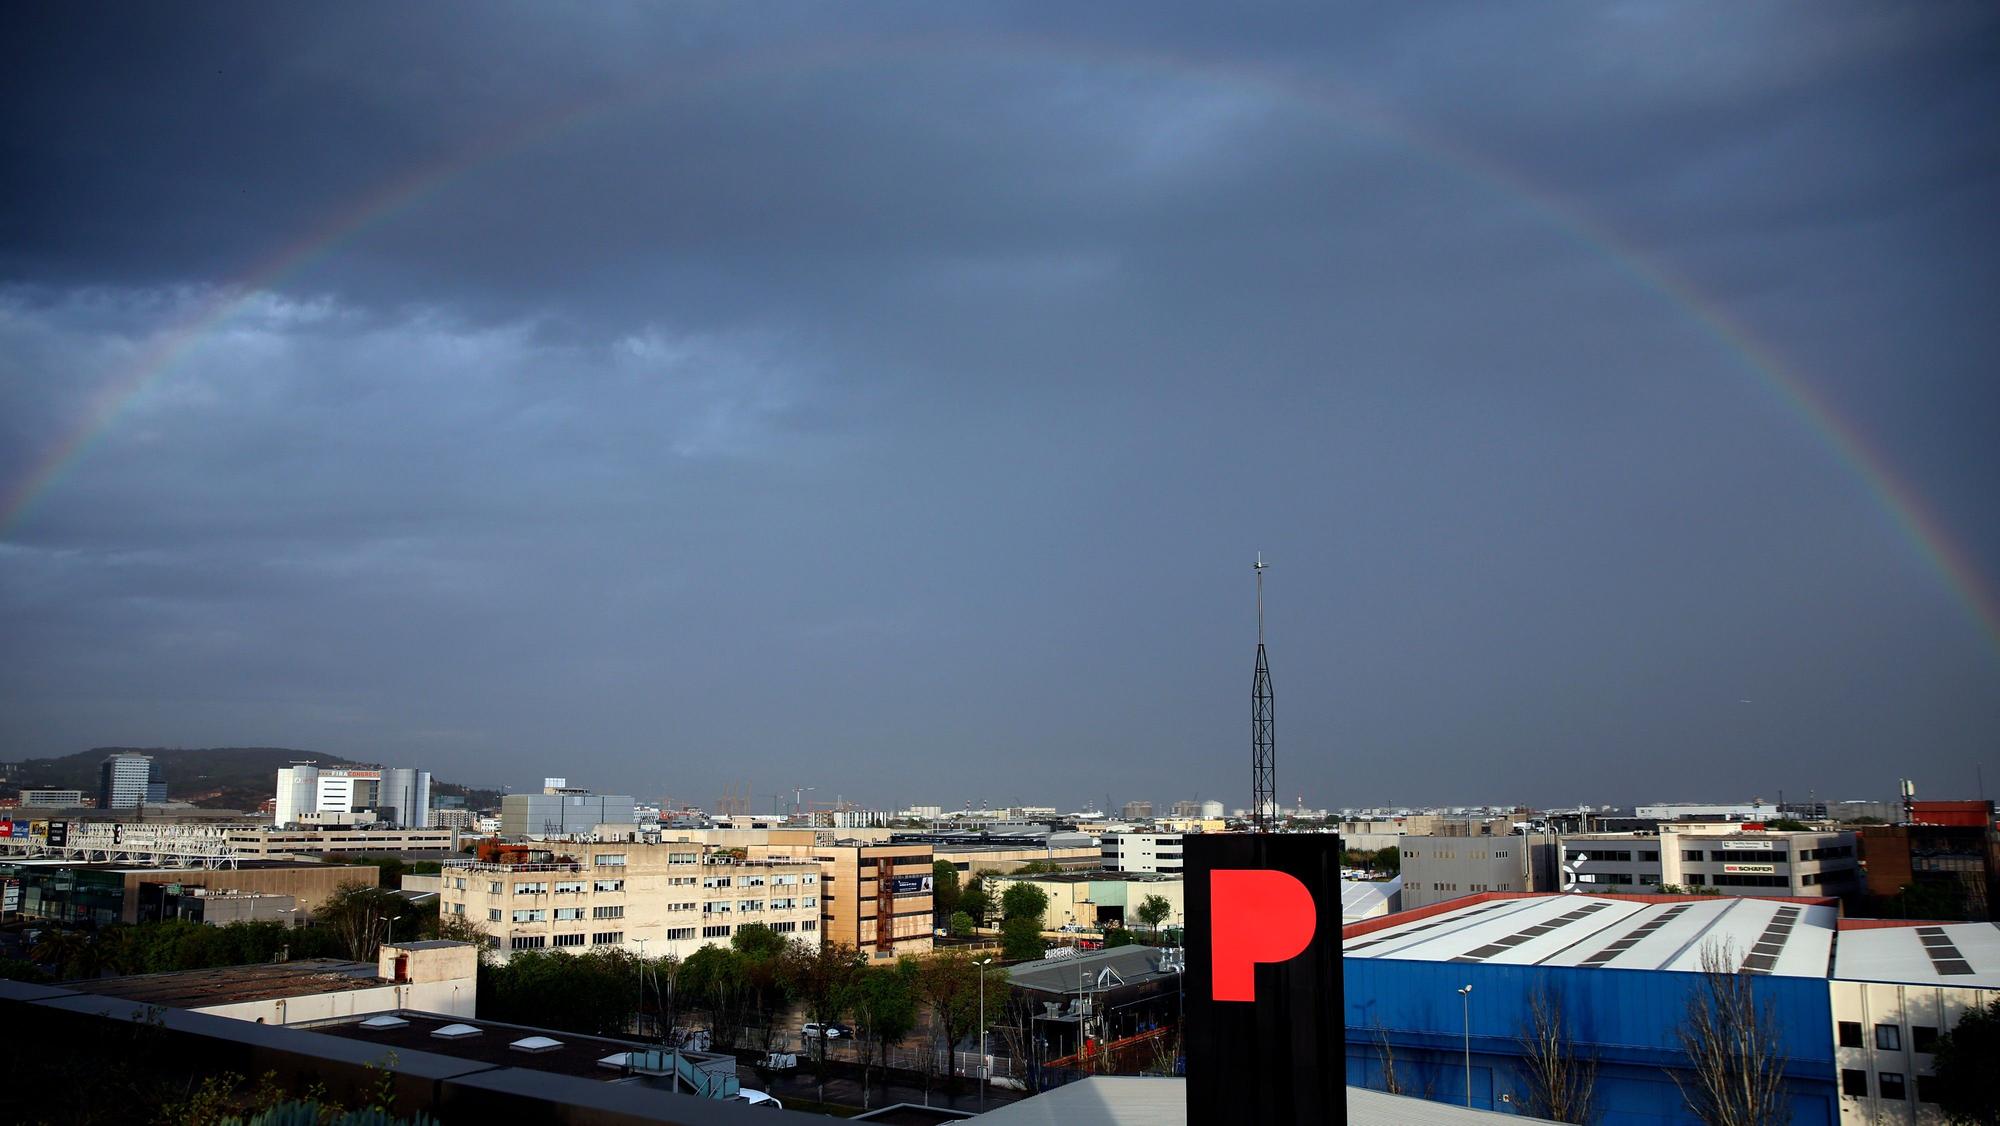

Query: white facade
<box><xmin>20</xmin><ymin>789</ymin><xmax>86</xmax><ymax>806</ymax></box>
<box><xmin>1101</xmin><ymin>833</ymin><xmax>1184</xmax><ymax>874</ymax></box>
<box><xmin>1831</xmin><ymin>922</ymin><xmax>2000</xmax><ymax>1124</ymax></box>
<box><xmin>99</xmin><ymin>753</ymin><xmax>153</xmax><ymax>810</ymax></box>
<box><xmin>1559</xmin><ymin>828</ymin><xmax>1860</xmax><ymax>897</ymax></box>
<box><xmin>275</xmin><ymin>764</ymin><xmax>432</xmax><ymax>829</ymax></box>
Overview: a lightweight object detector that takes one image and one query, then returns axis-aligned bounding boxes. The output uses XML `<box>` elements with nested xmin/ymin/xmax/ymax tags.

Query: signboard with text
<box><xmin>887</xmin><ymin>875</ymin><xmax>932</xmax><ymax>896</ymax></box>
<box><xmin>1184</xmin><ymin>833</ymin><xmax>1345</xmax><ymax>1125</ymax></box>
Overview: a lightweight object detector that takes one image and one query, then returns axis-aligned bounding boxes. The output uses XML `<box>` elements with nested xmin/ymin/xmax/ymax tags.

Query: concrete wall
<box><xmin>1831</xmin><ymin>978</ymin><xmax>1997</xmax><ymax>1125</ymax></box>
<box><xmin>119</xmin><ymin>864</ymin><xmax>380</xmax><ymax>923</ymax></box>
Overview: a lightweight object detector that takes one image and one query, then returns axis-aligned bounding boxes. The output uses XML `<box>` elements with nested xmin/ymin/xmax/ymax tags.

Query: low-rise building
<box><xmin>439</xmin><ymin>842</ymin><xmax>822</xmax><ymax>962</ymax></box>
<box><xmin>985</xmin><ymin>871</ymin><xmax>1183</xmax><ymax>933</ymax></box>
<box><xmin>1857</xmin><ymin>813</ymin><xmax>1999</xmax><ymax>921</ymax></box>
<box><xmin>63</xmin><ymin>940</ymin><xmax>479</xmax><ymax>1023</ymax></box>
<box><xmin>1831</xmin><ymin>921</ymin><xmax>2000</xmax><ymax>1123</ymax></box>
<box><xmin>0</xmin><ymin>858</ymin><xmax>380</xmax><ymax>925</ymax></box>
<box><xmin>226</xmin><ymin>826</ymin><xmax>459</xmax><ymax>857</ymax></box>
<box><xmin>1400</xmin><ymin>834</ymin><xmax>1552</xmax><ymax>910</ymax></box>
<box><xmin>1558</xmin><ymin>827</ymin><xmax>1861</xmax><ymax>899</ymax></box>
<box><xmin>19</xmin><ymin>790</ymin><xmax>87</xmax><ymax>808</ymax></box>
<box><xmin>500</xmin><ymin>785</ymin><xmax>636</xmax><ymax>839</ymax></box>
<box><xmin>1101</xmin><ymin>833</ymin><xmax>1183</xmax><ymax>875</ymax></box>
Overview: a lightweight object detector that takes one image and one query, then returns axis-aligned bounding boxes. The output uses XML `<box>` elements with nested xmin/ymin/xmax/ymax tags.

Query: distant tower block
<box><xmin>1251</xmin><ymin>554</ymin><xmax>1276</xmax><ymax>832</ymax></box>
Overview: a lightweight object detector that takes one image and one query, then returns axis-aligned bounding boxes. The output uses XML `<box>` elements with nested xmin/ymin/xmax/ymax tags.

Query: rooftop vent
<box><xmin>510</xmin><ymin>1036</ymin><xmax>564</xmax><ymax>1053</ymax></box>
<box><xmin>357</xmin><ymin>1016</ymin><xmax>408</xmax><ymax>1031</ymax></box>
<box><xmin>430</xmin><ymin>1023</ymin><xmax>481</xmax><ymax>1040</ymax></box>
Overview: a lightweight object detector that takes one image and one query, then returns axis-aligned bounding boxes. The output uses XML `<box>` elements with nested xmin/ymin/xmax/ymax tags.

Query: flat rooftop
<box><xmin>1345</xmin><ymin>894</ymin><xmax>1836</xmax><ymax>977</ymax></box>
<box><xmin>968</xmin><ymin>1076</ymin><xmax>1539</xmax><ymax>1125</ymax></box>
<box><xmin>316</xmin><ymin>1011</ymin><xmax>708</xmax><ymax>1081</ymax></box>
<box><xmin>66</xmin><ymin>959</ymin><xmax>382</xmax><ymax>1007</ymax></box>
<box><xmin>1834</xmin><ymin>922</ymin><xmax>2000</xmax><ymax>987</ymax></box>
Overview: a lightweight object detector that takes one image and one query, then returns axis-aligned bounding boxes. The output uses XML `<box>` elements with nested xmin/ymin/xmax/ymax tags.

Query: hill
<box><xmin>9</xmin><ymin>746</ymin><xmax>364</xmax><ymax>810</ymax></box>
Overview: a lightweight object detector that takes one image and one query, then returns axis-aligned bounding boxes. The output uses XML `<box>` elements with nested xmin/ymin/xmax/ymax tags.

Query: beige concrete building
<box><xmin>439</xmin><ymin>842</ymin><xmax>823</xmax><ymax>962</ymax></box>
<box><xmin>984</xmin><ymin>871</ymin><xmax>1184</xmax><ymax>933</ymax></box>
<box><xmin>932</xmin><ymin>841</ymin><xmax>1102</xmax><ymax>876</ymax></box>
<box><xmin>796</xmin><ymin>840</ymin><xmax>934</xmax><ymax>962</ymax></box>
<box><xmin>227</xmin><ymin>826</ymin><xmax>459</xmax><ymax>857</ymax></box>
<box><xmin>64</xmin><ymin>940</ymin><xmax>480</xmax><ymax>1025</ymax></box>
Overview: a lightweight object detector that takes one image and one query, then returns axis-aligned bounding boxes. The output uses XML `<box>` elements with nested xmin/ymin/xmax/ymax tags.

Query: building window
<box><xmin>554</xmin><ymin>881</ymin><xmax>586</xmax><ymax>894</ymax></box>
<box><xmin>555</xmin><ymin>907</ymin><xmax>583</xmax><ymax>921</ymax></box>
<box><xmin>1838</xmin><ymin>1022</ymin><xmax>1863</xmax><ymax>1048</ymax></box>
<box><xmin>1878</xmin><ymin>1073</ymin><xmax>1905</xmax><ymax>1101</ymax></box>
<box><xmin>1912</xmin><ymin>1026</ymin><xmax>1938</xmax><ymax>1053</ymax></box>
<box><xmin>512</xmin><ymin>909</ymin><xmax>547</xmax><ymax>923</ymax></box>
<box><xmin>669</xmin><ymin>853</ymin><xmax>698</xmax><ymax>865</ymax></box>
<box><xmin>488</xmin><ymin>881</ymin><xmax>502</xmax><ymax>895</ymax></box>
<box><xmin>594</xmin><ymin>854</ymin><xmax>627</xmax><ymax>867</ymax></box>
<box><xmin>1876</xmin><ymin>1025</ymin><xmax>1901</xmax><ymax>1051</ymax></box>
<box><xmin>594</xmin><ymin>879</ymin><xmax>624</xmax><ymax>892</ymax></box>
<box><xmin>1916</xmin><ymin>1074</ymin><xmax>1938</xmax><ymax>1104</ymax></box>
<box><xmin>592</xmin><ymin>931</ymin><xmax>623</xmax><ymax>946</ymax></box>
<box><xmin>510</xmin><ymin>935</ymin><xmax>547</xmax><ymax>950</ymax></box>
<box><xmin>703</xmin><ymin>924</ymin><xmax>732</xmax><ymax>938</ymax></box>
<box><xmin>553</xmin><ymin>933</ymin><xmax>586</xmax><ymax>947</ymax></box>
<box><xmin>1683</xmin><ymin>851</ymin><xmax>1703</xmax><ymax>862</ymax></box>
<box><xmin>666</xmin><ymin>927</ymin><xmax>696</xmax><ymax>941</ymax></box>
<box><xmin>592</xmin><ymin>905</ymin><xmax>624</xmax><ymax>919</ymax></box>
<box><xmin>1687</xmin><ymin>874</ymin><xmax>1706</xmax><ymax>886</ymax></box>
<box><xmin>451</xmin><ymin>903</ymin><xmax>465</xmax><ymax>916</ymax></box>
<box><xmin>487</xmin><ymin>908</ymin><xmax>502</xmax><ymax>923</ymax></box>
<box><xmin>1841</xmin><ymin>1069</ymin><xmax>1867</xmax><ymax>1097</ymax></box>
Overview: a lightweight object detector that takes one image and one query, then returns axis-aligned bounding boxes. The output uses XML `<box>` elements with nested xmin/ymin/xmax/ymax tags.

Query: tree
<box><xmin>1103</xmin><ymin>927</ymin><xmax>1139</xmax><ymax>949</ymax></box>
<box><xmin>1000</xmin><ymin>916</ymin><xmax>1045</xmax><ymax>960</ymax></box>
<box><xmin>315</xmin><ymin>882</ymin><xmax>416</xmax><ymax>961</ymax></box>
<box><xmin>681</xmin><ymin>944</ymin><xmax>749</xmax><ymax>1048</ymax></box>
<box><xmin>999</xmin><ymin>882</ymin><xmax>1049</xmax><ymax>928</ymax></box>
<box><xmin>1136</xmin><ymin>895</ymin><xmax>1172</xmax><ymax>937</ymax></box>
<box><xmin>932</xmin><ymin>861</ymin><xmax>962</xmax><ymax>926</ymax></box>
<box><xmin>731</xmin><ymin>925</ymin><xmax>790</xmax><ymax>1056</ymax></box>
<box><xmin>949</xmin><ymin>911</ymin><xmax>975</xmax><ymax>937</ymax></box>
<box><xmin>916</xmin><ymin>951</ymin><xmax>982</xmax><ymax>1095</ymax></box>
<box><xmin>783</xmin><ymin>940</ymin><xmax>864</xmax><ymax>1102</ymax></box>
<box><xmin>480</xmin><ymin>948</ymin><xmax>639</xmax><ymax>1036</ymax></box>
<box><xmin>1372</xmin><ymin>846</ymin><xmax>1402</xmax><ymax>875</ymax></box>
<box><xmin>1932</xmin><ymin>996</ymin><xmax>2000</xmax><ymax>1125</ymax></box>
<box><xmin>1015</xmin><ymin>859</ymin><xmax>1062</xmax><ymax>875</ymax></box>
<box><xmin>1765</xmin><ymin>818</ymin><xmax>1810</xmax><ymax>832</ymax></box>
<box><xmin>1516</xmin><ymin>983</ymin><xmax>1597</xmax><ymax>1124</ymax></box>
<box><xmin>1671</xmin><ymin>941</ymin><xmax>1787</xmax><ymax>1126</ymax></box>
<box><xmin>959</xmin><ymin>879</ymin><xmax>993</xmax><ymax>928</ymax></box>
<box><xmin>854</xmin><ymin>959</ymin><xmax>920</xmax><ymax>1110</ymax></box>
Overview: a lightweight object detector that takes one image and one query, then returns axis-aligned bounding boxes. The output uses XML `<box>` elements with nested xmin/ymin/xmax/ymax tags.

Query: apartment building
<box><xmin>439</xmin><ymin>842</ymin><xmax>822</xmax><ymax>961</ymax></box>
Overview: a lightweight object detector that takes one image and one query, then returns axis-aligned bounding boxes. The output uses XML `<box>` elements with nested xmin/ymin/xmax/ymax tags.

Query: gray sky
<box><xmin>3</xmin><ymin>3</ymin><xmax>1996</xmax><ymax>812</ymax></box>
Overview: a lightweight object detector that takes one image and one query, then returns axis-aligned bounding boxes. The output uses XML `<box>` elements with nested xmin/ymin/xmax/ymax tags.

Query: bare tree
<box><xmin>1671</xmin><ymin>941</ymin><xmax>1789</xmax><ymax>1126</ymax></box>
<box><xmin>1517</xmin><ymin>982</ymin><xmax>1598</xmax><ymax>1124</ymax></box>
<box><xmin>1371</xmin><ymin>1021</ymin><xmax>1406</xmax><ymax>1097</ymax></box>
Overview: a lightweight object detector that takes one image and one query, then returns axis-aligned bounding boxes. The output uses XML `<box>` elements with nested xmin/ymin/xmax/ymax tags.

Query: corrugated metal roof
<box><xmin>1344</xmin><ymin>894</ymin><xmax>1835</xmax><ymax>977</ymax></box>
<box><xmin>1834</xmin><ymin>922</ymin><xmax>2000</xmax><ymax>986</ymax></box>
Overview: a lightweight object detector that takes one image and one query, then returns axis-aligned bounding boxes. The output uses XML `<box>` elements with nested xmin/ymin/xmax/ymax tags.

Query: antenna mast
<box><xmin>1251</xmin><ymin>554</ymin><xmax>1276</xmax><ymax>832</ymax></box>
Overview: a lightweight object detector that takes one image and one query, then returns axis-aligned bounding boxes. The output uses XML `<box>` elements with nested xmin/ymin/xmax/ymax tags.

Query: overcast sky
<box><xmin>3</xmin><ymin>4</ymin><xmax>1996</xmax><ymax>813</ymax></box>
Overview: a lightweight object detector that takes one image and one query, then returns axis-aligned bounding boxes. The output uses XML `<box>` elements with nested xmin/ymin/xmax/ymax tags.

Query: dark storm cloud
<box><xmin>2</xmin><ymin>3</ymin><xmax>1996</xmax><ymax>810</ymax></box>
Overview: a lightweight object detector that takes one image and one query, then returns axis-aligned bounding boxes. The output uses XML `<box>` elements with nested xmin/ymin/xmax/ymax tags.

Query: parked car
<box><xmin>803</xmin><ymin>1022</ymin><xmax>851</xmax><ymax>1039</ymax></box>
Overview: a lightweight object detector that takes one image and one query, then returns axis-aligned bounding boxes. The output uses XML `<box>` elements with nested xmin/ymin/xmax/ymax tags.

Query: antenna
<box><xmin>1251</xmin><ymin>554</ymin><xmax>1276</xmax><ymax>833</ymax></box>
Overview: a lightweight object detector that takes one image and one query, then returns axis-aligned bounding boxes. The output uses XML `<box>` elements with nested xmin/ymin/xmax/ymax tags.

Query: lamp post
<box><xmin>975</xmin><ymin>956</ymin><xmax>994</xmax><ymax>1110</ymax></box>
<box><xmin>1458</xmin><ymin>984</ymin><xmax>1474</xmax><ymax>1107</ymax></box>
<box><xmin>635</xmin><ymin>937</ymin><xmax>649</xmax><ymax>1037</ymax></box>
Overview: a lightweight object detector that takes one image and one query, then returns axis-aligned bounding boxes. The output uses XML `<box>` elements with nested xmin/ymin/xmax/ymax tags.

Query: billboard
<box><xmin>1723</xmin><ymin>863</ymin><xmax>1776</xmax><ymax>874</ymax></box>
<box><xmin>887</xmin><ymin>874</ymin><xmax>932</xmax><ymax>896</ymax></box>
<box><xmin>0</xmin><ymin>820</ymin><xmax>11</xmax><ymax>838</ymax></box>
<box><xmin>44</xmin><ymin>820</ymin><xmax>68</xmax><ymax>848</ymax></box>
<box><xmin>1184</xmin><ymin>833</ymin><xmax>1346</xmax><ymax>1125</ymax></box>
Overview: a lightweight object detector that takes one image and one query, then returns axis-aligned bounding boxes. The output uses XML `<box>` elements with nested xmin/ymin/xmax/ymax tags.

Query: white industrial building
<box><xmin>1561</xmin><ymin>826</ymin><xmax>1859</xmax><ymax>897</ymax></box>
<box><xmin>1831</xmin><ymin>921</ymin><xmax>2000</xmax><ymax>1124</ymax></box>
<box><xmin>274</xmin><ymin>763</ymin><xmax>432</xmax><ymax>828</ymax></box>
<box><xmin>1101</xmin><ymin>832</ymin><xmax>1184</xmax><ymax>874</ymax></box>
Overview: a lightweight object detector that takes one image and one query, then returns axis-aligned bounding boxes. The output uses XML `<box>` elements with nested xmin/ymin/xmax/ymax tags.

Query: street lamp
<box><xmin>1457</xmin><ymin>984</ymin><xmax>1473</xmax><ymax>1107</ymax></box>
<box><xmin>975</xmin><ymin>956</ymin><xmax>994</xmax><ymax>1110</ymax></box>
<box><xmin>635</xmin><ymin>938</ymin><xmax>649</xmax><ymax>1038</ymax></box>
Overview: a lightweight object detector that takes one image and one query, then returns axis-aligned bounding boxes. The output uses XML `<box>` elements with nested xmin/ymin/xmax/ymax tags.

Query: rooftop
<box><xmin>1344</xmin><ymin>893</ymin><xmax>1837</xmax><ymax>977</ymax></box>
<box><xmin>65</xmin><ymin>959</ymin><xmax>383</xmax><ymax>1007</ymax></box>
<box><xmin>1007</xmin><ymin>944</ymin><xmax>1182</xmax><ymax>996</ymax></box>
<box><xmin>966</xmin><ymin>1076</ymin><xmax>1541</xmax><ymax>1124</ymax></box>
<box><xmin>316</xmin><ymin>1010</ymin><xmax>725</xmax><ymax>1082</ymax></box>
<box><xmin>1834</xmin><ymin>922</ymin><xmax>2000</xmax><ymax>987</ymax></box>
<box><xmin>996</xmin><ymin>871</ymin><xmax>1181</xmax><ymax>885</ymax></box>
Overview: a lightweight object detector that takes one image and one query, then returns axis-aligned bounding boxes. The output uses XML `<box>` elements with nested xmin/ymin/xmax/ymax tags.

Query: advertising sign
<box><xmin>888</xmin><ymin>875</ymin><xmax>932</xmax><ymax>896</ymax></box>
<box><xmin>1722</xmin><ymin>841</ymin><xmax>1774</xmax><ymax>851</ymax></box>
<box><xmin>29</xmin><ymin>820</ymin><xmax>49</xmax><ymax>845</ymax></box>
<box><xmin>1184</xmin><ymin>833</ymin><xmax>1346</xmax><ymax>1125</ymax></box>
<box><xmin>0</xmin><ymin>820</ymin><xmax>10</xmax><ymax>838</ymax></box>
<box><xmin>45</xmin><ymin>820</ymin><xmax>68</xmax><ymax>848</ymax></box>
<box><xmin>1723</xmin><ymin>863</ymin><xmax>1776</xmax><ymax>874</ymax></box>
<box><xmin>9</xmin><ymin>821</ymin><xmax>25</xmax><ymax>840</ymax></box>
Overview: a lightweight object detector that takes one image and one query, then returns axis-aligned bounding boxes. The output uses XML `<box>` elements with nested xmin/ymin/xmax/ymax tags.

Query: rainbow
<box><xmin>5</xmin><ymin>31</ymin><xmax>1995</xmax><ymax>652</ymax></box>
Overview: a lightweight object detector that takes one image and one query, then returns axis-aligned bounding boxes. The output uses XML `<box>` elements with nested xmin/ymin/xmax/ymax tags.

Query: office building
<box><xmin>99</xmin><ymin>753</ymin><xmax>154</xmax><ymax>810</ymax></box>
<box><xmin>1561</xmin><ymin>826</ymin><xmax>1860</xmax><ymax>897</ymax></box>
<box><xmin>19</xmin><ymin>790</ymin><xmax>86</xmax><ymax>807</ymax></box>
<box><xmin>1857</xmin><ymin>811</ymin><xmax>2000</xmax><ymax>920</ymax></box>
<box><xmin>1399</xmin><ymin>833</ymin><xmax>1554</xmax><ymax>910</ymax></box>
<box><xmin>1101</xmin><ymin>832</ymin><xmax>1184</xmax><ymax>874</ymax></box>
<box><xmin>1</xmin><ymin>859</ymin><xmax>381</xmax><ymax>925</ymax></box>
<box><xmin>439</xmin><ymin>841</ymin><xmax>822</xmax><ymax>962</ymax></box>
<box><xmin>500</xmin><ymin>786</ymin><xmax>635</xmax><ymax>838</ymax></box>
<box><xmin>274</xmin><ymin>763</ymin><xmax>433</xmax><ymax>828</ymax></box>
<box><xmin>799</xmin><ymin>840</ymin><xmax>935</xmax><ymax>961</ymax></box>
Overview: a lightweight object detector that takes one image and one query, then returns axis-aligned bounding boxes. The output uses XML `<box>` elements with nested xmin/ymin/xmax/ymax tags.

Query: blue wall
<box><xmin>1343</xmin><ymin>959</ymin><xmax>1836</xmax><ymax>1125</ymax></box>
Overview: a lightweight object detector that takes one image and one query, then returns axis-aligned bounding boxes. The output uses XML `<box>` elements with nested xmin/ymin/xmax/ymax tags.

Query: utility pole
<box><xmin>1251</xmin><ymin>554</ymin><xmax>1276</xmax><ymax>832</ymax></box>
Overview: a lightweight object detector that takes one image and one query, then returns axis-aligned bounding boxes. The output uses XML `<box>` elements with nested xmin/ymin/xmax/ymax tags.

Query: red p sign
<box><xmin>1210</xmin><ymin>868</ymin><xmax>1317</xmax><ymax>1002</ymax></box>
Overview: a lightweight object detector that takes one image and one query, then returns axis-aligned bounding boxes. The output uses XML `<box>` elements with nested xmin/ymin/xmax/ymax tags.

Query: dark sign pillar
<box><xmin>1184</xmin><ymin>833</ymin><xmax>1346</xmax><ymax>1124</ymax></box>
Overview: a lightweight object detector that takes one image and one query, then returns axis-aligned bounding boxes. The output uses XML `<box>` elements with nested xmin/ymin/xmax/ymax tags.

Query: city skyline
<box><xmin>4</xmin><ymin>5</ymin><xmax>1997</xmax><ymax>808</ymax></box>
